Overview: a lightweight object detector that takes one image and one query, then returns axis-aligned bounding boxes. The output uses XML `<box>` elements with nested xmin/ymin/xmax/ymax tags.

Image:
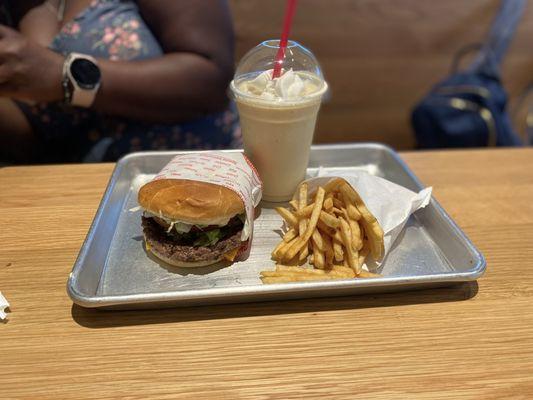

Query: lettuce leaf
<box><xmin>193</xmin><ymin>229</ymin><xmax>222</xmax><ymax>247</ymax></box>
<box><xmin>173</xmin><ymin>221</ymin><xmax>193</xmax><ymax>233</ymax></box>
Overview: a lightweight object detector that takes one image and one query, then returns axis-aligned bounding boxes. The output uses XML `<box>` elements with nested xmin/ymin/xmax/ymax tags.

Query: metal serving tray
<box><xmin>68</xmin><ymin>144</ymin><xmax>485</xmax><ymax>309</ymax></box>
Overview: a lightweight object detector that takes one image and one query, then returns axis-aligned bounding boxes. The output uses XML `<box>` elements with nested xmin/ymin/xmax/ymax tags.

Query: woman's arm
<box><xmin>93</xmin><ymin>0</ymin><xmax>235</xmax><ymax>123</ymax></box>
<box><xmin>0</xmin><ymin>0</ymin><xmax>235</xmax><ymax>123</ymax></box>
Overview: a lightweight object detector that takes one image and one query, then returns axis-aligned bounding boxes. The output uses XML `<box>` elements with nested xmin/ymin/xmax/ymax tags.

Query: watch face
<box><xmin>71</xmin><ymin>58</ymin><xmax>101</xmax><ymax>89</ymax></box>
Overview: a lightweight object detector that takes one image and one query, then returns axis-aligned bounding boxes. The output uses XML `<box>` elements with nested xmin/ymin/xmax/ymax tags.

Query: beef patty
<box><xmin>142</xmin><ymin>217</ymin><xmax>244</xmax><ymax>262</ymax></box>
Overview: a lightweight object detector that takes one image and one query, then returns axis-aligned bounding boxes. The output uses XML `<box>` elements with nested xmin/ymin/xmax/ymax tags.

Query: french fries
<box><xmin>323</xmin><ymin>195</ymin><xmax>334</xmax><ymax>211</ymax></box>
<box><xmin>298</xmin><ymin>184</ymin><xmax>309</xmax><ymax>263</ymax></box>
<box><xmin>339</xmin><ymin>183</ymin><xmax>384</xmax><ymax>260</ymax></box>
<box><xmin>260</xmin><ymin>264</ymin><xmax>356</xmax><ymax>283</ymax></box>
<box><xmin>319</xmin><ymin>211</ymin><xmax>340</xmax><ymax>229</ymax></box>
<box><xmin>282</xmin><ymin>228</ymin><xmax>298</xmax><ymax>243</ymax></box>
<box><xmin>333</xmin><ymin>239</ymin><xmax>344</xmax><ymax>262</ymax></box>
<box><xmin>311</xmin><ymin>229</ymin><xmax>325</xmax><ymax>251</ymax></box>
<box><xmin>275</xmin><ymin>207</ymin><xmax>299</xmax><ymax>228</ymax></box>
<box><xmin>295</xmin><ymin>204</ymin><xmax>314</xmax><ymax>218</ymax></box>
<box><xmin>265</xmin><ymin>178</ymin><xmax>384</xmax><ymax>283</ymax></box>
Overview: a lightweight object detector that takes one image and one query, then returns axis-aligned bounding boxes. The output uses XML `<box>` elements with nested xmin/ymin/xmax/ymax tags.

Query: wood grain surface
<box><xmin>1</xmin><ymin>149</ymin><xmax>533</xmax><ymax>399</ymax></box>
<box><xmin>229</xmin><ymin>0</ymin><xmax>533</xmax><ymax>149</ymax></box>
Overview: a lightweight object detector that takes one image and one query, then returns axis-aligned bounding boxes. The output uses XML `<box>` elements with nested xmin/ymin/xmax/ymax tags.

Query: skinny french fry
<box><xmin>323</xmin><ymin>196</ymin><xmax>334</xmax><ymax>211</ymax></box>
<box><xmin>343</xmin><ymin>257</ymin><xmax>349</xmax><ymax>268</ymax></box>
<box><xmin>299</xmin><ymin>219</ymin><xmax>308</xmax><ymax>238</ymax></box>
<box><xmin>358</xmin><ymin>244</ymin><xmax>370</xmax><ymax>267</ymax></box>
<box><xmin>275</xmin><ymin>236</ymin><xmax>299</xmax><ymax>260</ymax></box>
<box><xmin>261</xmin><ymin>274</ymin><xmax>347</xmax><ymax>284</ymax></box>
<box><xmin>339</xmin><ymin>217</ymin><xmax>361</xmax><ymax>274</ymax></box>
<box><xmin>298</xmin><ymin>183</ymin><xmax>308</xmax><ymax>234</ymax></box>
<box><xmin>275</xmin><ymin>207</ymin><xmax>299</xmax><ymax>228</ymax></box>
<box><xmin>357</xmin><ymin>224</ymin><xmax>365</xmax><ymax>251</ymax></box>
<box><xmin>317</xmin><ymin>220</ymin><xmax>336</xmax><ymax>236</ymax></box>
<box><xmin>311</xmin><ymin>229</ymin><xmax>325</xmax><ymax>251</ymax></box>
<box><xmin>298</xmin><ymin>217</ymin><xmax>309</xmax><ymax>262</ymax></box>
<box><xmin>331</xmin><ymin>265</ymin><xmax>356</xmax><ymax>278</ymax></box>
<box><xmin>289</xmin><ymin>199</ymin><xmax>299</xmax><ymax>211</ymax></box>
<box><xmin>276</xmin><ymin>265</ymin><xmax>325</xmax><ymax>274</ymax></box>
<box><xmin>322</xmin><ymin>233</ymin><xmax>334</xmax><ymax>266</ymax></box>
<box><xmin>299</xmin><ymin>242</ymin><xmax>309</xmax><ymax>262</ymax></box>
<box><xmin>346</xmin><ymin>203</ymin><xmax>362</xmax><ymax>221</ymax></box>
<box><xmin>260</xmin><ymin>270</ymin><xmax>288</xmax><ymax>277</ymax></box>
<box><xmin>323</xmin><ymin>177</ymin><xmax>345</xmax><ymax>194</ymax></box>
<box><xmin>313</xmin><ymin>245</ymin><xmax>325</xmax><ymax>269</ymax></box>
<box><xmin>339</xmin><ymin>184</ymin><xmax>377</xmax><ymax>222</ymax></box>
<box><xmin>362</xmin><ymin>219</ymin><xmax>384</xmax><ymax>260</ymax></box>
<box><xmin>348</xmin><ymin>219</ymin><xmax>362</xmax><ymax>250</ymax></box>
<box><xmin>333</xmin><ymin>198</ymin><xmax>344</xmax><ymax>209</ymax></box>
<box><xmin>299</xmin><ymin>183</ymin><xmax>308</xmax><ymax>208</ymax></box>
<box><xmin>268</xmin><ymin>265</ymin><xmax>353</xmax><ymax>279</ymax></box>
<box><xmin>284</xmin><ymin>187</ymin><xmax>325</xmax><ymax>261</ymax></box>
<box><xmin>340</xmin><ymin>189</ymin><xmax>362</xmax><ymax>221</ymax></box>
<box><xmin>332</xmin><ymin>207</ymin><xmax>344</xmax><ymax>216</ymax></box>
<box><xmin>283</xmin><ymin>228</ymin><xmax>298</xmax><ymax>243</ymax></box>
<box><xmin>266</xmin><ymin>269</ymin><xmax>332</xmax><ymax>280</ymax></box>
<box><xmin>333</xmin><ymin>239</ymin><xmax>344</xmax><ymax>262</ymax></box>
<box><xmin>295</xmin><ymin>204</ymin><xmax>314</xmax><ymax>218</ymax></box>
<box><xmin>271</xmin><ymin>240</ymin><xmax>285</xmax><ymax>259</ymax></box>
<box><xmin>319</xmin><ymin>211</ymin><xmax>340</xmax><ymax>229</ymax></box>
<box><xmin>358</xmin><ymin>270</ymin><xmax>382</xmax><ymax>278</ymax></box>
<box><xmin>332</xmin><ymin>228</ymin><xmax>343</xmax><ymax>243</ymax></box>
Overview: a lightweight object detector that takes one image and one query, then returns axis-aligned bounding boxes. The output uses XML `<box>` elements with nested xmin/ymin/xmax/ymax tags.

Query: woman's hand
<box><xmin>0</xmin><ymin>25</ymin><xmax>64</xmax><ymax>103</ymax></box>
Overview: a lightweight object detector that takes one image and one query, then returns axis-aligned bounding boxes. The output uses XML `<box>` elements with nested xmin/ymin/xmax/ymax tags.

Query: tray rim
<box><xmin>67</xmin><ymin>143</ymin><xmax>486</xmax><ymax>308</ymax></box>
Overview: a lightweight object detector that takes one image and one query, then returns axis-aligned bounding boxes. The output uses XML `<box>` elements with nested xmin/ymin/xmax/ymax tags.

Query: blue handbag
<box><xmin>411</xmin><ymin>0</ymin><xmax>526</xmax><ymax>148</ymax></box>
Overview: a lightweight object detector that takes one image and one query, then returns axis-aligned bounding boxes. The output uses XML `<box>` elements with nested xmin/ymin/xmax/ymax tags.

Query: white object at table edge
<box><xmin>0</xmin><ymin>291</ymin><xmax>9</xmax><ymax>320</ymax></box>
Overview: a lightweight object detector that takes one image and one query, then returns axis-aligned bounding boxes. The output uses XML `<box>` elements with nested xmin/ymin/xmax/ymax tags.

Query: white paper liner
<box><xmin>0</xmin><ymin>291</ymin><xmax>9</xmax><ymax>320</ymax></box>
<box><xmin>301</xmin><ymin>171</ymin><xmax>432</xmax><ymax>271</ymax></box>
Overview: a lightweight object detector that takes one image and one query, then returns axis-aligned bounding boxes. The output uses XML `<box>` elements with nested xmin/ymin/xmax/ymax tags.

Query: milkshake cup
<box><xmin>230</xmin><ymin>40</ymin><xmax>328</xmax><ymax>202</ymax></box>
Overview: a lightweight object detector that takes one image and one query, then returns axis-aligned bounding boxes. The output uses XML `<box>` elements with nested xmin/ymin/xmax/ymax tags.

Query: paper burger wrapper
<box><xmin>296</xmin><ymin>171</ymin><xmax>432</xmax><ymax>271</ymax></box>
<box><xmin>151</xmin><ymin>152</ymin><xmax>263</xmax><ymax>258</ymax></box>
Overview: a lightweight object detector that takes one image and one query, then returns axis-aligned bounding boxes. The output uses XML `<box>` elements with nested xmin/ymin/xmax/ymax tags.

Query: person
<box><xmin>0</xmin><ymin>0</ymin><xmax>240</xmax><ymax>164</ymax></box>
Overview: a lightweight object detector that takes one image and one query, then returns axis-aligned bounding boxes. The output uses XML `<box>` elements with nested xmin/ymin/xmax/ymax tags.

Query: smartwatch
<box><xmin>62</xmin><ymin>53</ymin><xmax>101</xmax><ymax>107</ymax></box>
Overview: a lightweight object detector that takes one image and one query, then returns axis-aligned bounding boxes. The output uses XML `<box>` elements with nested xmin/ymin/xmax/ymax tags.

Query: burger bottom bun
<box><xmin>147</xmin><ymin>247</ymin><xmax>224</xmax><ymax>268</ymax></box>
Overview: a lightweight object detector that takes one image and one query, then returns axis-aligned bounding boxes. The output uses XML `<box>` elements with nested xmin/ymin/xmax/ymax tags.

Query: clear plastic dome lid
<box><xmin>235</xmin><ymin>40</ymin><xmax>324</xmax><ymax>80</ymax></box>
<box><xmin>232</xmin><ymin>40</ymin><xmax>327</xmax><ymax>102</ymax></box>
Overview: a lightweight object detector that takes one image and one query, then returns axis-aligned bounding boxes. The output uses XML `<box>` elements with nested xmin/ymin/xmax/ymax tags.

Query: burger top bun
<box><xmin>138</xmin><ymin>179</ymin><xmax>245</xmax><ymax>225</ymax></box>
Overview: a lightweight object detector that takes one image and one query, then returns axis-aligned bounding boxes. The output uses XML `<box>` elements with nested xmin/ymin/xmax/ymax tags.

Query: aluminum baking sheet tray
<box><xmin>67</xmin><ymin>144</ymin><xmax>485</xmax><ymax>309</ymax></box>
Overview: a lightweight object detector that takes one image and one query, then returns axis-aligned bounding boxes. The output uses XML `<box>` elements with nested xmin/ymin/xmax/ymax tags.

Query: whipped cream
<box><xmin>239</xmin><ymin>69</ymin><xmax>320</xmax><ymax>101</ymax></box>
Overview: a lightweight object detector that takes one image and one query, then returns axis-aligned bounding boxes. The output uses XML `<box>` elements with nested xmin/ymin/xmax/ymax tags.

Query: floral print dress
<box><xmin>15</xmin><ymin>0</ymin><xmax>241</xmax><ymax>163</ymax></box>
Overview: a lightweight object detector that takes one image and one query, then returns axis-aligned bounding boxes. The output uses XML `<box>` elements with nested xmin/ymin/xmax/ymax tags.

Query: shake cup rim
<box><xmin>230</xmin><ymin>79</ymin><xmax>328</xmax><ymax>107</ymax></box>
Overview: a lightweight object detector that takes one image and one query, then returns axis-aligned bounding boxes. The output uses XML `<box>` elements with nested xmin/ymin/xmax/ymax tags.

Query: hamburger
<box><xmin>138</xmin><ymin>179</ymin><xmax>247</xmax><ymax>268</ymax></box>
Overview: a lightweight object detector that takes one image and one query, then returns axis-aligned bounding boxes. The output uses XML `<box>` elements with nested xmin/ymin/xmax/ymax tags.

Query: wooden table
<box><xmin>1</xmin><ymin>148</ymin><xmax>533</xmax><ymax>399</ymax></box>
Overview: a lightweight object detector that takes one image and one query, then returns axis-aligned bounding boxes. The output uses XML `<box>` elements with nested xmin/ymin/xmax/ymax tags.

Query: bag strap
<box><xmin>450</xmin><ymin>0</ymin><xmax>526</xmax><ymax>76</ymax></box>
<box><xmin>468</xmin><ymin>0</ymin><xmax>526</xmax><ymax>77</ymax></box>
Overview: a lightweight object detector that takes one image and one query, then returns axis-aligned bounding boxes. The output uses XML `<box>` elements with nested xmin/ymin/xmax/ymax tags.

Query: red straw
<box><xmin>272</xmin><ymin>0</ymin><xmax>298</xmax><ymax>79</ymax></box>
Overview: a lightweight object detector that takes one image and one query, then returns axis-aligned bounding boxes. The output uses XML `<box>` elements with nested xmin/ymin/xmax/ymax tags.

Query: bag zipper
<box><xmin>425</xmin><ymin>96</ymin><xmax>497</xmax><ymax>146</ymax></box>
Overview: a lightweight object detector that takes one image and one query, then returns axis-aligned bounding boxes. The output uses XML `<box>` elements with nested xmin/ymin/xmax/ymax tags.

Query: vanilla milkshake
<box><xmin>231</xmin><ymin>40</ymin><xmax>327</xmax><ymax>202</ymax></box>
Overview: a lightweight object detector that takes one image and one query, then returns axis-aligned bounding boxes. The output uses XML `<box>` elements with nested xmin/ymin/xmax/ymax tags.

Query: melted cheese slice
<box><xmin>223</xmin><ymin>247</ymin><xmax>240</xmax><ymax>262</ymax></box>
